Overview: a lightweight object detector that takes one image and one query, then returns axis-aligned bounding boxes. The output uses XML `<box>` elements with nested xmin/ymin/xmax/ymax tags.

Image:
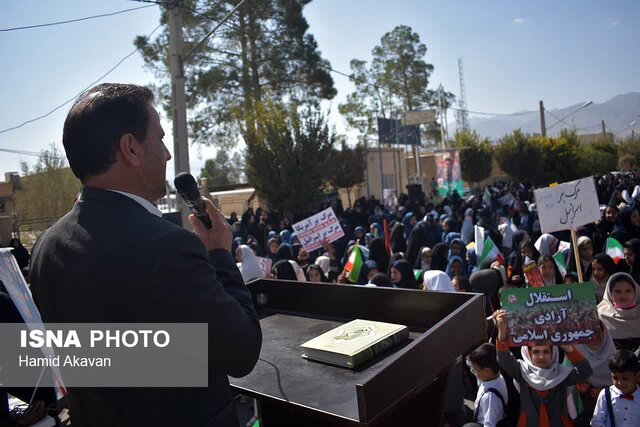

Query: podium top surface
<box><xmin>230</xmin><ymin>279</ymin><xmax>486</xmax><ymax>423</ymax></box>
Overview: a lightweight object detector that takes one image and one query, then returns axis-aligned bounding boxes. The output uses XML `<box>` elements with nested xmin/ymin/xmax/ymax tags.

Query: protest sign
<box><xmin>256</xmin><ymin>256</ymin><xmax>272</xmax><ymax>278</ymax></box>
<box><xmin>292</xmin><ymin>207</ymin><xmax>344</xmax><ymax>252</ymax></box>
<box><xmin>533</xmin><ymin>177</ymin><xmax>600</xmax><ymax>234</ymax></box>
<box><xmin>0</xmin><ymin>249</ymin><xmax>67</xmax><ymax>396</ymax></box>
<box><xmin>383</xmin><ymin>189</ymin><xmax>398</xmax><ymax>208</ymax></box>
<box><xmin>498</xmin><ymin>193</ymin><xmax>515</xmax><ymax>208</ymax></box>
<box><xmin>499</xmin><ymin>282</ymin><xmax>601</xmax><ymax>347</ymax></box>
<box><xmin>435</xmin><ymin>150</ymin><xmax>464</xmax><ymax>197</ymax></box>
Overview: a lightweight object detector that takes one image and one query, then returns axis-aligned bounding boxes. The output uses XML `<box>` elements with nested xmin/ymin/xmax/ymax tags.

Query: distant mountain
<box><xmin>465</xmin><ymin>92</ymin><xmax>640</xmax><ymax>141</ymax></box>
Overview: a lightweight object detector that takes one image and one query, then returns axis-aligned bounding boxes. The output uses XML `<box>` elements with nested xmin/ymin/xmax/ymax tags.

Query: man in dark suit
<box><xmin>30</xmin><ymin>83</ymin><xmax>262</xmax><ymax>426</ymax></box>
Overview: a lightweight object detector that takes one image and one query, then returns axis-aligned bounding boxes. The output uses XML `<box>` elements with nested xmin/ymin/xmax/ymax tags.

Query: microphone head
<box><xmin>174</xmin><ymin>172</ymin><xmax>199</xmax><ymax>198</ymax></box>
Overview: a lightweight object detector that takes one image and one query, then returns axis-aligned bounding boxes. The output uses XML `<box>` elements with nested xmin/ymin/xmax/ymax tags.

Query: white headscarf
<box><xmin>575</xmin><ymin>326</ymin><xmax>616</xmax><ymax>387</ymax></box>
<box><xmin>535</xmin><ymin>233</ymin><xmax>559</xmax><ymax>256</ymax></box>
<box><xmin>238</xmin><ymin>245</ymin><xmax>264</xmax><ymax>284</ymax></box>
<box><xmin>519</xmin><ymin>346</ymin><xmax>573</xmax><ymax>391</ymax></box>
<box><xmin>289</xmin><ymin>260</ymin><xmax>307</xmax><ymax>282</ymax></box>
<box><xmin>499</xmin><ymin>217</ymin><xmax>513</xmax><ymax>249</ymax></box>
<box><xmin>461</xmin><ymin>208</ymin><xmax>474</xmax><ymax>244</ymax></box>
<box><xmin>315</xmin><ymin>256</ymin><xmax>330</xmax><ymax>276</ymax></box>
<box><xmin>423</xmin><ymin>270</ymin><xmax>455</xmax><ymax>292</ymax></box>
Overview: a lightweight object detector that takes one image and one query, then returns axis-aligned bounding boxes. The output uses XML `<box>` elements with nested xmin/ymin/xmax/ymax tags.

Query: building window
<box><xmin>382</xmin><ymin>175</ymin><xmax>395</xmax><ymax>189</ymax></box>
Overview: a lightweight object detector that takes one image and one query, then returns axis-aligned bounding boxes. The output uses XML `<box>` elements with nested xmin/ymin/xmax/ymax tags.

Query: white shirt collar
<box><xmin>610</xmin><ymin>384</ymin><xmax>640</xmax><ymax>398</ymax></box>
<box><xmin>107</xmin><ymin>189</ymin><xmax>163</xmax><ymax>218</ymax></box>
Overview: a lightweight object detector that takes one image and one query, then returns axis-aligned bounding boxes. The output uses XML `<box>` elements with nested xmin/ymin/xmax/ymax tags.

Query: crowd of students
<box><xmin>231</xmin><ymin>172</ymin><xmax>640</xmax><ymax>426</ymax></box>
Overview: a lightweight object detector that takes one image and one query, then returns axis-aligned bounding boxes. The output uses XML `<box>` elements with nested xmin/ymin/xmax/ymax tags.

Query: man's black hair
<box><xmin>609</xmin><ymin>350</ymin><xmax>639</xmax><ymax>373</ymax></box>
<box><xmin>468</xmin><ymin>343</ymin><xmax>500</xmax><ymax>373</ymax></box>
<box><xmin>63</xmin><ymin>83</ymin><xmax>154</xmax><ymax>182</ymax></box>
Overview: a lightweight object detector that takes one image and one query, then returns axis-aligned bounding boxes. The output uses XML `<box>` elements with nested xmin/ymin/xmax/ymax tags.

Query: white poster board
<box><xmin>0</xmin><ymin>248</ymin><xmax>67</xmax><ymax>396</ymax></box>
<box><xmin>292</xmin><ymin>207</ymin><xmax>345</xmax><ymax>253</ymax></box>
<box><xmin>255</xmin><ymin>256</ymin><xmax>272</xmax><ymax>278</ymax></box>
<box><xmin>533</xmin><ymin>177</ymin><xmax>600</xmax><ymax>233</ymax></box>
<box><xmin>383</xmin><ymin>189</ymin><xmax>398</xmax><ymax>208</ymax></box>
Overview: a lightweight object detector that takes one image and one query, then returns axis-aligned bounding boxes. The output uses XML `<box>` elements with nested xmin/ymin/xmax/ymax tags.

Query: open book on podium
<box><xmin>301</xmin><ymin>319</ymin><xmax>409</xmax><ymax>368</ymax></box>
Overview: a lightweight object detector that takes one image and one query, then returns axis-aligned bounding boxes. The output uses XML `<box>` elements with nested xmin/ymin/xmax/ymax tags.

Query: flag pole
<box><xmin>570</xmin><ymin>229</ymin><xmax>583</xmax><ymax>283</ymax></box>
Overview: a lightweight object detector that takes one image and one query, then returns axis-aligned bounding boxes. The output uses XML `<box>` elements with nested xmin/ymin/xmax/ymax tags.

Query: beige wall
<box><xmin>579</xmin><ymin>132</ymin><xmax>615</xmax><ymax>144</ymax></box>
<box><xmin>360</xmin><ymin>147</ymin><xmax>409</xmax><ymax>201</ymax></box>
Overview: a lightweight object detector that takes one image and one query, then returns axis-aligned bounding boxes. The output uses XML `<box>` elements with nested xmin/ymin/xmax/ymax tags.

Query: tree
<box><xmin>452</xmin><ymin>129</ymin><xmax>493</xmax><ymax>184</ymax></box>
<box><xmin>617</xmin><ymin>135</ymin><xmax>640</xmax><ymax>171</ymax></box>
<box><xmin>14</xmin><ymin>144</ymin><xmax>82</xmax><ymax>220</ymax></box>
<box><xmin>495</xmin><ymin>129</ymin><xmax>541</xmax><ymax>184</ymax></box>
<box><xmin>135</xmin><ymin>0</ymin><xmax>336</xmax><ymax>149</ymax></box>
<box><xmin>338</xmin><ymin>25</ymin><xmax>454</xmax><ymax>147</ymax></box>
<box><xmin>533</xmin><ymin>129</ymin><xmax>581</xmax><ymax>186</ymax></box>
<box><xmin>328</xmin><ymin>141</ymin><xmax>365</xmax><ymax>207</ymax></box>
<box><xmin>239</xmin><ymin>99</ymin><xmax>335</xmax><ymax>215</ymax></box>
<box><xmin>578</xmin><ymin>141</ymin><xmax>618</xmax><ymax>177</ymax></box>
<box><xmin>199</xmin><ymin>150</ymin><xmax>244</xmax><ymax>186</ymax></box>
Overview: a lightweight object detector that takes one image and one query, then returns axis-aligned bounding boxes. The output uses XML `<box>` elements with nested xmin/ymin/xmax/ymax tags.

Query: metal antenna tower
<box><xmin>456</xmin><ymin>58</ymin><xmax>470</xmax><ymax>131</ymax></box>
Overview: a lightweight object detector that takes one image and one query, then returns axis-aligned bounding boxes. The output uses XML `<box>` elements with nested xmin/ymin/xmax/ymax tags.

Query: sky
<box><xmin>1</xmin><ymin>0</ymin><xmax>638</xmax><ymax>180</ymax></box>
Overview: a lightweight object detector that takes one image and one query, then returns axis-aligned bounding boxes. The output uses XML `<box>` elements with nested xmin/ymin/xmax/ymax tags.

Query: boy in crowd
<box><xmin>465</xmin><ymin>343</ymin><xmax>508</xmax><ymax>427</ymax></box>
<box><xmin>591</xmin><ymin>350</ymin><xmax>640</xmax><ymax>426</ymax></box>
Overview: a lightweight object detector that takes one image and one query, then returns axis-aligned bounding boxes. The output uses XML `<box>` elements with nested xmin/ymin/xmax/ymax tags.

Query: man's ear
<box><xmin>118</xmin><ymin>133</ymin><xmax>142</xmax><ymax>166</ymax></box>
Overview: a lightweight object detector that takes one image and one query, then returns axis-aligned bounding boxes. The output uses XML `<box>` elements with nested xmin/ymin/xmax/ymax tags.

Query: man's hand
<box><xmin>321</xmin><ymin>240</ymin><xmax>336</xmax><ymax>260</ymax></box>
<box><xmin>492</xmin><ymin>309</ymin><xmax>510</xmax><ymax>342</ymax></box>
<box><xmin>189</xmin><ymin>198</ymin><xmax>232</xmax><ymax>252</ymax></box>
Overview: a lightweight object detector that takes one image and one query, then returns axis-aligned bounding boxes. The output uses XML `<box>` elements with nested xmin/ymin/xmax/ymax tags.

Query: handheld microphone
<box><xmin>174</xmin><ymin>172</ymin><xmax>212</xmax><ymax>229</ymax></box>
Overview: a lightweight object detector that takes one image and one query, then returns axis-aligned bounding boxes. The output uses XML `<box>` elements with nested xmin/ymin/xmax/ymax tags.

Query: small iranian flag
<box><xmin>344</xmin><ymin>243</ymin><xmax>363</xmax><ymax>283</ymax></box>
<box><xmin>479</xmin><ymin>236</ymin><xmax>504</xmax><ymax>266</ymax></box>
<box><xmin>605</xmin><ymin>237</ymin><xmax>624</xmax><ymax>264</ymax></box>
<box><xmin>553</xmin><ymin>250</ymin><xmax>567</xmax><ymax>278</ymax></box>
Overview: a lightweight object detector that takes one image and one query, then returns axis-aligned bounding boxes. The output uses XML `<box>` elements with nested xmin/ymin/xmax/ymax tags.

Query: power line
<box><xmin>544</xmin><ymin>109</ymin><xmax>574</xmax><ymax>130</ymax></box>
<box><xmin>0</xmin><ymin>4</ymin><xmax>155</xmax><ymax>32</ymax></box>
<box><xmin>325</xmin><ymin>64</ymin><xmax>537</xmax><ymax>117</ymax></box>
<box><xmin>0</xmin><ymin>147</ymin><xmax>66</xmax><ymax>160</ymax></box>
<box><xmin>184</xmin><ymin>0</ymin><xmax>248</xmax><ymax>63</ymax></box>
<box><xmin>0</xmin><ymin>23</ymin><xmax>163</xmax><ymax>136</ymax></box>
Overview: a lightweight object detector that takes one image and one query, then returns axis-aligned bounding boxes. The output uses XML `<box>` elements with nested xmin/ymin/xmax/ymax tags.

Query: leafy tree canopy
<box><xmin>338</xmin><ymin>25</ymin><xmax>454</xmax><ymax>146</ymax></box>
<box><xmin>239</xmin><ymin>99</ymin><xmax>335</xmax><ymax>215</ymax></box>
<box><xmin>15</xmin><ymin>144</ymin><xmax>81</xmax><ymax>220</ymax></box>
<box><xmin>328</xmin><ymin>140</ymin><xmax>365</xmax><ymax>207</ymax></box>
<box><xmin>135</xmin><ymin>0</ymin><xmax>336</xmax><ymax>149</ymax></box>
<box><xmin>452</xmin><ymin>129</ymin><xmax>493</xmax><ymax>184</ymax></box>
<box><xmin>199</xmin><ymin>150</ymin><xmax>244</xmax><ymax>186</ymax></box>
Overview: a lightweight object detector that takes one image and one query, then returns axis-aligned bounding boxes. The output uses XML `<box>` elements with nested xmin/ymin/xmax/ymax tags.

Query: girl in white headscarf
<box><xmin>534</xmin><ymin>233</ymin><xmax>559</xmax><ymax>256</ymax></box>
<box><xmin>422</xmin><ymin>270</ymin><xmax>455</xmax><ymax>292</ymax></box>
<box><xmin>236</xmin><ymin>245</ymin><xmax>264</xmax><ymax>284</ymax></box>
<box><xmin>597</xmin><ymin>272</ymin><xmax>640</xmax><ymax>351</ymax></box>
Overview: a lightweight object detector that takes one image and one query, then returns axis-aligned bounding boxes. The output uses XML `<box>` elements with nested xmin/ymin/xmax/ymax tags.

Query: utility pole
<box><xmin>601</xmin><ymin>120</ymin><xmax>607</xmax><ymax>141</ymax></box>
<box><xmin>363</xmin><ymin>135</ymin><xmax>370</xmax><ymax>198</ymax></box>
<box><xmin>438</xmin><ymin>85</ymin><xmax>446</xmax><ymax>149</ymax></box>
<box><xmin>539</xmin><ymin>100</ymin><xmax>546</xmax><ymax>137</ymax></box>
<box><xmin>393</xmin><ymin>112</ymin><xmax>400</xmax><ymax>195</ymax></box>
<box><xmin>168</xmin><ymin>2</ymin><xmax>191</xmax><ymax>227</ymax></box>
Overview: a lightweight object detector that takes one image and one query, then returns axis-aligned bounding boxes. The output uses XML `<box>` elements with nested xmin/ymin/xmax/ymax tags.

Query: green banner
<box><xmin>499</xmin><ymin>283</ymin><xmax>601</xmax><ymax>347</ymax></box>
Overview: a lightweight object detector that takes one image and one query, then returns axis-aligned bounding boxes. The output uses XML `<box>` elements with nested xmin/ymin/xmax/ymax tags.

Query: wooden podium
<box><xmin>230</xmin><ymin>280</ymin><xmax>486</xmax><ymax>426</ymax></box>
